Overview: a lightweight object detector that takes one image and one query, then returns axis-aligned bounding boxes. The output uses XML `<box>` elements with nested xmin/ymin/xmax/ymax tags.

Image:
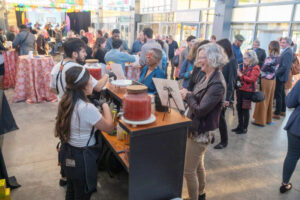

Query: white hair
<box><xmin>244</xmin><ymin>50</ymin><xmax>259</xmax><ymax>66</ymax></box>
<box><xmin>197</xmin><ymin>43</ymin><xmax>228</xmax><ymax>69</ymax></box>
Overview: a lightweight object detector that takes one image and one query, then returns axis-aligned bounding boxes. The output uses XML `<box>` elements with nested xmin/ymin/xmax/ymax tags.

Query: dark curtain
<box><xmin>15</xmin><ymin>11</ymin><xmax>23</xmax><ymax>27</ymax></box>
<box><xmin>67</xmin><ymin>12</ymin><xmax>91</xmax><ymax>34</ymax></box>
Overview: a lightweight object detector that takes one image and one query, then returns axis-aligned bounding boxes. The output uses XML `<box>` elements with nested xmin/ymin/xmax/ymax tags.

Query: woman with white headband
<box><xmin>55</xmin><ymin>66</ymin><xmax>114</xmax><ymax>199</ymax></box>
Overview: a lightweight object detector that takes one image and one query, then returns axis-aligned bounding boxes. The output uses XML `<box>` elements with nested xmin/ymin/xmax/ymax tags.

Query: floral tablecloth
<box><xmin>3</xmin><ymin>50</ymin><xmax>18</xmax><ymax>89</ymax></box>
<box><xmin>13</xmin><ymin>55</ymin><xmax>57</xmax><ymax>103</ymax></box>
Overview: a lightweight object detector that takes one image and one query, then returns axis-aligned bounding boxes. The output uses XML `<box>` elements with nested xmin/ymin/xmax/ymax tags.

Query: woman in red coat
<box><xmin>232</xmin><ymin>50</ymin><xmax>260</xmax><ymax>134</ymax></box>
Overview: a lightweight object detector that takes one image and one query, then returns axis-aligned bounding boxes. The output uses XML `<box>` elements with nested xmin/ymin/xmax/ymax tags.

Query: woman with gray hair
<box><xmin>232</xmin><ymin>50</ymin><xmax>260</xmax><ymax>134</ymax></box>
<box><xmin>180</xmin><ymin>43</ymin><xmax>227</xmax><ymax>200</ymax></box>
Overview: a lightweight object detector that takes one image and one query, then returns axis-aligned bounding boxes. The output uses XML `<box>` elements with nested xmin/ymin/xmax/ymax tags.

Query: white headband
<box><xmin>74</xmin><ymin>68</ymin><xmax>86</xmax><ymax>84</ymax></box>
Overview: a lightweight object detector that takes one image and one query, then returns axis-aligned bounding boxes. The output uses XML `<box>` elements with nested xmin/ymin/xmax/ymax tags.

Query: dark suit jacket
<box><xmin>284</xmin><ymin>80</ymin><xmax>300</xmax><ymax>137</ymax></box>
<box><xmin>186</xmin><ymin>70</ymin><xmax>226</xmax><ymax>135</ymax></box>
<box><xmin>276</xmin><ymin>47</ymin><xmax>293</xmax><ymax>83</ymax></box>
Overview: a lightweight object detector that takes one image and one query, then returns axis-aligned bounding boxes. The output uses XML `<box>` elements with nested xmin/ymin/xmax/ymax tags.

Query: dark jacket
<box><xmin>6</xmin><ymin>31</ymin><xmax>15</xmax><ymax>42</ymax></box>
<box><xmin>179</xmin><ymin>59</ymin><xmax>194</xmax><ymax>89</ymax></box>
<box><xmin>36</xmin><ymin>35</ymin><xmax>46</xmax><ymax>55</ymax></box>
<box><xmin>253</xmin><ymin>48</ymin><xmax>266</xmax><ymax>68</ymax></box>
<box><xmin>187</xmin><ymin>67</ymin><xmax>205</xmax><ymax>92</ymax></box>
<box><xmin>186</xmin><ymin>70</ymin><xmax>226</xmax><ymax>135</ymax></box>
<box><xmin>284</xmin><ymin>80</ymin><xmax>300</xmax><ymax>137</ymax></box>
<box><xmin>93</xmin><ymin>49</ymin><xmax>106</xmax><ymax>64</ymax></box>
<box><xmin>222</xmin><ymin>57</ymin><xmax>238</xmax><ymax>102</ymax></box>
<box><xmin>276</xmin><ymin>47</ymin><xmax>293</xmax><ymax>83</ymax></box>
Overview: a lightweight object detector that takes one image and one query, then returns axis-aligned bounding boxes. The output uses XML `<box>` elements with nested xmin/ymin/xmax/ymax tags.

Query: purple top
<box><xmin>261</xmin><ymin>55</ymin><xmax>280</xmax><ymax>80</ymax></box>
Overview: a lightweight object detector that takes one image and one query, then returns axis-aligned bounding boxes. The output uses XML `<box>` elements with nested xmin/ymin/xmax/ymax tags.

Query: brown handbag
<box><xmin>242</xmin><ymin>99</ymin><xmax>252</xmax><ymax>110</ymax></box>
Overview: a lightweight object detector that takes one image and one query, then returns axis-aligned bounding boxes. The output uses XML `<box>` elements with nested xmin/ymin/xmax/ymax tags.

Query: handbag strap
<box><xmin>86</xmin><ymin>126</ymin><xmax>95</xmax><ymax>147</ymax></box>
<box><xmin>55</xmin><ymin>60</ymin><xmax>73</xmax><ymax>94</ymax></box>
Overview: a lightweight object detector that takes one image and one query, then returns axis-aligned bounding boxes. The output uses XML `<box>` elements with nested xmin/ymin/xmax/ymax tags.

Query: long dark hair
<box><xmin>55</xmin><ymin>67</ymin><xmax>90</xmax><ymax>142</ymax></box>
<box><xmin>92</xmin><ymin>37</ymin><xmax>106</xmax><ymax>57</ymax></box>
<box><xmin>217</xmin><ymin>38</ymin><xmax>234</xmax><ymax>59</ymax></box>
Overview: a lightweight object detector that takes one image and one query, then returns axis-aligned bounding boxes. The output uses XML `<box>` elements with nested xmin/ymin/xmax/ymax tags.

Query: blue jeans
<box><xmin>282</xmin><ymin>132</ymin><xmax>300</xmax><ymax>183</ymax></box>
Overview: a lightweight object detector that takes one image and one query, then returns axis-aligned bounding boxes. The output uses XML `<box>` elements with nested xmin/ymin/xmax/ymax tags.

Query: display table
<box><xmin>12</xmin><ymin>56</ymin><xmax>57</xmax><ymax>103</ymax></box>
<box><xmin>3</xmin><ymin>50</ymin><xmax>18</xmax><ymax>89</ymax></box>
<box><xmin>103</xmin><ymin>83</ymin><xmax>191</xmax><ymax>200</ymax></box>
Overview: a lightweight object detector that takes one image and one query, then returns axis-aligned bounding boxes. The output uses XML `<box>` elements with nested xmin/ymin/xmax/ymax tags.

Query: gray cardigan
<box><xmin>12</xmin><ymin>31</ymin><xmax>35</xmax><ymax>55</ymax></box>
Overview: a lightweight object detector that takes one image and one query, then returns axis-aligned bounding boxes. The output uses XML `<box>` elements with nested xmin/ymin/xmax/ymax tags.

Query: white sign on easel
<box><xmin>153</xmin><ymin>78</ymin><xmax>185</xmax><ymax>112</ymax></box>
<box><xmin>110</xmin><ymin>63</ymin><xmax>126</xmax><ymax>80</ymax></box>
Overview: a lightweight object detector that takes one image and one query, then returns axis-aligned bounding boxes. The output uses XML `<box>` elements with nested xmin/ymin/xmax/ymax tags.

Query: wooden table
<box><xmin>102</xmin><ymin>84</ymin><xmax>192</xmax><ymax>200</ymax></box>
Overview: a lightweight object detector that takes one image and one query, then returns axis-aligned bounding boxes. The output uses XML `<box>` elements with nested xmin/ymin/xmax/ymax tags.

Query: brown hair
<box><xmin>187</xmin><ymin>40</ymin><xmax>210</xmax><ymax>62</ymax></box>
<box><xmin>268</xmin><ymin>40</ymin><xmax>280</xmax><ymax>56</ymax></box>
<box><xmin>55</xmin><ymin>67</ymin><xmax>90</xmax><ymax>142</ymax></box>
<box><xmin>92</xmin><ymin>37</ymin><xmax>106</xmax><ymax>57</ymax></box>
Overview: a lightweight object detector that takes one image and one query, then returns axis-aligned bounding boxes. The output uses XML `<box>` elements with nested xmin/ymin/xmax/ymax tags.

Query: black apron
<box><xmin>0</xmin><ymin>90</ymin><xmax>19</xmax><ymax>135</ymax></box>
<box><xmin>60</xmin><ymin>128</ymin><xmax>102</xmax><ymax>193</ymax></box>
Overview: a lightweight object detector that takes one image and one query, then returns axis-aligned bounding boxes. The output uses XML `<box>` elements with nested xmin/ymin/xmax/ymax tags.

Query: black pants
<box><xmin>283</xmin><ymin>132</ymin><xmax>300</xmax><ymax>183</ymax></box>
<box><xmin>170</xmin><ymin>58</ymin><xmax>175</xmax><ymax>80</ymax></box>
<box><xmin>218</xmin><ymin>108</ymin><xmax>228</xmax><ymax>145</ymax></box>
<box><xmin>275</xmin><ymin>78</ymin><xmax>286</xmax><ymax>115</ymax></box>
<box><xmin>0</xmin><ymin>63</ymin><xmax>4</xmax><ymax>76</ymax></box>
<box><xmin>66</xmin><ymin>179</ymin><xmax>91</xmax><ymax>200</ymax></box>
<box><xmin>236</xmin><ymin>90</ymin><xmax>252</xmax><ymax>130</ymax></box>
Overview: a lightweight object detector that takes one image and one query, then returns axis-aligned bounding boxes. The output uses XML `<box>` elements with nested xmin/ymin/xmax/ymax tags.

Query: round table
<box><xmin>3</xmin><ymin>49</ymin><xmax>18</xmax><ymax>89</ymax></box>
<box><xmin>13</xmin><ymin>55</ymin><xmax>57</xmax><ymax>103</ymax></box>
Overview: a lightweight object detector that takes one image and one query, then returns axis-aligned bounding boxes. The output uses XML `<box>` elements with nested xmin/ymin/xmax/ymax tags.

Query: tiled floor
<box><xmin>2</xmin><ymin>84</ymin><xmax>300</xmax><ymax>200</ymax></box>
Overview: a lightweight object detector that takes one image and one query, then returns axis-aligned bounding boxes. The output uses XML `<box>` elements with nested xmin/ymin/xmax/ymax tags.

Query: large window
<box><xmin>238</xmin><ymin>0</ymin><xmax>258</xmax><ymax>4</ymax></box>
<box><xmin>292</xmin><ymin>23</ymin><xmax>300</xmax><ymax>53</ymax></box>
<box><xmin>140</xmin><ymin>0</ymin><xmax>171</xmax><ymax>13</ymax></box>
<box><xmin>257</xmin><ymin>23</ymin><xmax>289</xmax><ymax>51</ymax></box>
<box><xmin>260</xmin><ymin>0</ymin><xmax>292</xmax><ymax>3</ymax></box>
<box><xmin>176</xmin><ymin>0</ymin><xmax>213</xmax><ymax>10</ymax></box>
<box><xmin>190</xmin><ymin>0</ymin><xmax>209</xmax><ymax>8</ymax></box>
<box><xmin>294</xmin><ymin>4</ymin><xmax>300</xmax><ymax>21</ymax></box>
<box><xmin>232</xmin><ymin>7</ymin><xmax>257</xmax><ymax>22</ymax></box>
<box><xmin>258</xmin><ymin>5</ymin><xmax>293</xmax><ymax>22</ymax></box>
<box><xmin>231</xmin><ymin>24</ymin><xmax>255</xmax><ymax>52</ymax></box>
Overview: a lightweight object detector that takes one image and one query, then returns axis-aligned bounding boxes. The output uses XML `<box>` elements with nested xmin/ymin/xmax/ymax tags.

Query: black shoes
<box><xmin>280</xmin><ymin>183</ymin><xmax>292</xmax><ymax>193</ymax></box>
<box><xmin>183</xmin><ymin>193</ymin><xmax>206</xmax><ymax>200</ymax></box>
<box><xmin>231</xmin><ymin>127</ymin><xmax>240</xmax><ymax>132</ymax></box>
<box><xmin>59</xmin><ymin>179</ymin><xmax>67</xmax><ymax>187</ymax></box>
<box><xmin>236</xmin><ymin>129</ymin><xmax>247</xmax><ymax>134</ymax></box>
<box><xmin>199</xmin><ymin>193</ymin><xmax>206</xmax><ymax>200</ymax></box>
<box><xmin>214</xmin><ymin>143</ymin><xmax>227</xmax><ymax>149</ymax></box>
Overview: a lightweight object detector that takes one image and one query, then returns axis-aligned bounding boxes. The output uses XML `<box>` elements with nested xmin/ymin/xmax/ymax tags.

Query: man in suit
<box><xmin>252</xmin><ymin>40</ymin><xmax>266</xmax><ymax>69</ymax></box>
<box><xmin>273</xmin><ymin>37</ymin><xmax>293</xmax><ymax>119</ymax></box>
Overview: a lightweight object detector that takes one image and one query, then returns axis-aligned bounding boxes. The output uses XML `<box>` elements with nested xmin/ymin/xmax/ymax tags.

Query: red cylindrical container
<box><xmin>123</xmin><ymin>85</ymin><xmax>151</xmax><ymax>121</ymax></box>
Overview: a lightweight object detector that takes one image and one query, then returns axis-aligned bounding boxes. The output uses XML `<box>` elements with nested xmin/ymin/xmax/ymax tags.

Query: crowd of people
<box><xmin>0</xmin><ymin>22</ymin><xmax>299</xmax><ymax>200</ymax></box>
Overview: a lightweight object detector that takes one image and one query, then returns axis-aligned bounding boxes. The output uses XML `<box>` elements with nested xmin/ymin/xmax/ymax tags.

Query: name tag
<box><xmin>65</xmin><ymin>158</ymin><xmax>76</xmax><ymax>168</ymax></box>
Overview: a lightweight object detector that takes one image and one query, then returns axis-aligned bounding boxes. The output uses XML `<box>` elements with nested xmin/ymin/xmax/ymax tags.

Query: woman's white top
<box><xmin>68</xmin><ymin>99</ymin><xmax>102</xmax><ymax>147</ymax></box>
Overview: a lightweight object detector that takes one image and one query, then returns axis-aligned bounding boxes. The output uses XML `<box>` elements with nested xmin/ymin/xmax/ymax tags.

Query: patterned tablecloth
<box><xmin>13</xmin><ymin>55</ymin><xmax>57</xmax><ymax>103</ymax></box>
<box><xmin>3</xmin><ymin>50</ymin><xmax>18</xmax><ymax>89</ymax></box>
